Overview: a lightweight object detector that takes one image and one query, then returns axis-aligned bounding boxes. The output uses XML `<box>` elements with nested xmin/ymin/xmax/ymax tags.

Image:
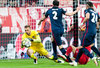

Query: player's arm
<box><xmin>38</xmin><ymin>16</ymin><xmax>46</xmax><ymax>25</ymax></box>
<box><xmin>83</xmin><ymin>13</ymin><xmax>90</xmax><ymax>24</ymax></box>
<box><xmin>38</xmin><ymin>11</ymin><xmax>49</xmax><ymax>26</ymax></box>
<box><xmin>28</xmin><ymin>32</ymin><xmax>41</xmax><ymax>43</ymax></box>
<box><xmin>65</xmin><ymin>7</ymin><xmax>80</xmax><ymax>16</ymax></box>
<box><xmin>32</xmin><ymin>34</ymin><xmax>41</xmax><ymax>43</ymax></box>
<box><xmin>79</xmin><ymin>13</ymin><xmax>90</xmax><ymax>30</ymax></box>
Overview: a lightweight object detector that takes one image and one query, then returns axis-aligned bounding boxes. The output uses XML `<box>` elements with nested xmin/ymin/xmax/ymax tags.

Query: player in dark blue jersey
<box><xmin>82</xmin><ymin>3</ymin><xmax>100</xmax><ymax>59</ymax></box>
<box><xmin>38</xmin><ymin>0</ymin><xmax>80</xmax><ymax>62</ymax></box>
<box><xmin>70</xmin><ymin>2</ymin><xmax>99</xmax><ymax>66</ymax></box>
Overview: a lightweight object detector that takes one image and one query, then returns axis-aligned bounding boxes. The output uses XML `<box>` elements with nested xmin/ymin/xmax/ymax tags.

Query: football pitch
<box><xmin>0</xmin><ymin>58</ymin><xmax>100</xmax><ymax>68</ymax></box>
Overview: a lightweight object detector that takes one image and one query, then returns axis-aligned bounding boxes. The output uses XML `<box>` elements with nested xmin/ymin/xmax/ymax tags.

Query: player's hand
<box><xmin>78</xmin><ymin>22</ymin><xmax>83</xmax><ymax>31</ymax></box>
<box><xmin>21</xmin><ymin>41</ymin><xmax>25</xmax><ymax>48</ymax></box>
<box><xmin>76</xmin><ymin>7</ymin><xmax>80</xmax><ymax>12</ymax></box>
<box><xmin>38</xmin><ymin>21</ymin><xmax>41</xmax><ymax>25</ymax></box>
<box><xmin>78</xmin><ymin>26</ymin><xmax>82</xmax><ymax>31</ymax></box>
<box><xmin>28</xmin><ymin>38</ymin><xmax>34</xmax><ymax>41</ymax></box>
<box><xmin>38</xmin><ymin>24</ymin><xmax>40</xmax><ymax>28</ymax></box>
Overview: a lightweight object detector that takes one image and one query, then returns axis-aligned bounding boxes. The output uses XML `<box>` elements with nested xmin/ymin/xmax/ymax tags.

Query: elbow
<box><xmin>34</xmin><ymin>39</ymin><xmax>41</xmax><ymax>43</ymax></box>
<box><xmin>87</xmin><ymin>17</ymin><xmax>89</xmax><ymax>20</ymax></box>
<box><xmin>38</xmin><ymin>39</ymin><xmax>41</xmax><ymax>43</ymax></box>
<box><xmin>85</xmin><ymin>17</ymin><xmax>89</xmax><ymax>20</ymax></box>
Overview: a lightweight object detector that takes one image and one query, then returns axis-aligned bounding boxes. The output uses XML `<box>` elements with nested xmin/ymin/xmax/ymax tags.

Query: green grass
<box><xmin>0</xmin><ymin>58</ymin><xmax>100</xmax><ymax>68</ymax></box>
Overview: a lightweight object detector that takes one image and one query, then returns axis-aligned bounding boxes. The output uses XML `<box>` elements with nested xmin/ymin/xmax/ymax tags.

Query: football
<box><xmin>23</xmin><ymin>38</ymin><xmax>31</xmax><ymax>48</ymax></box>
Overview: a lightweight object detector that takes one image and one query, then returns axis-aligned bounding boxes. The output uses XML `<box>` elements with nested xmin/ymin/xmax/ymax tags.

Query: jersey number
<box><xmin>91</xmin><ymin>13</ymin><xmax>98</xmax><ymax>23</ymax></box>
<box><xmin>52</xmin><ymin>11</ymin><xmax>58</xmax><ymax>20</ymax></box>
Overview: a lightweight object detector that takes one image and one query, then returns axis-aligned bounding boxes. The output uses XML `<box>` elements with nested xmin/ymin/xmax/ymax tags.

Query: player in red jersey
<box><xmin>58</xmin><ymin>43</ymin><xmax>94</xmax><ymax>65</ymax></box>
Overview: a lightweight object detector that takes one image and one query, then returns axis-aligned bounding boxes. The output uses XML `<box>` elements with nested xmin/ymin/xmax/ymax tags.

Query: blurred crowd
<box><xmin>0</xmin><ymin>0</ymin><xmax>88</xmax><ymax>7</ymax></box>
<box><xmin>0</xmin><ymin>0</ymin><xmax>43</xmax><ymax>7</ymax></box>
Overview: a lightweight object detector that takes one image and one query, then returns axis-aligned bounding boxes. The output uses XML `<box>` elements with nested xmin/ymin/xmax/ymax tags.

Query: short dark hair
<box><xmin>24</xmin><ymin>25</ymin><xmax>30</xmax><ymax>28</ymax></box>
<box><xmin>86</xmin><ymin>1</ymin><xmax>93</xmax><ymax>7</ymax></box>
<box><xmin>53</xmin><ymin>0</ymin><xmax>59</xmax><ymax>6</ymax></box>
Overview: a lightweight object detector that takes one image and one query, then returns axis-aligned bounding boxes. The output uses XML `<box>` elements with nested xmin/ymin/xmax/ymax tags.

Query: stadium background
<box><xmin>0</xmin><ymin>0</ymin><xmax>100</xmax><ymax>60</ymax></box>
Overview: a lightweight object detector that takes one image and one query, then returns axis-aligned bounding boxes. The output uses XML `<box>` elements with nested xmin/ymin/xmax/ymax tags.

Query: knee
<box><xmin>27</xmin><ymin>49</ymin><xmax>33</xmax><ymax>56</ymax></box>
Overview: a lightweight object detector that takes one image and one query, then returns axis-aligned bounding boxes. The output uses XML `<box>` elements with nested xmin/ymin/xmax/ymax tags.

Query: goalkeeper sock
<box><xmin>30</xmin><ymin>53</ymin><xmax>36</xmax><ymax>59</ymax></box>
<box><xmin>48</xmin><ymin>55</ymin><xmax>54</xmax><ymax>60</ymax></box>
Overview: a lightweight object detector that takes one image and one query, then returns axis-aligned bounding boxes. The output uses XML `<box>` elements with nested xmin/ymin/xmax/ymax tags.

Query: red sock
<box><xmin>65</xmin><ymin>46</ymin><xmax>72</xmax><ymax>56</ymax></box>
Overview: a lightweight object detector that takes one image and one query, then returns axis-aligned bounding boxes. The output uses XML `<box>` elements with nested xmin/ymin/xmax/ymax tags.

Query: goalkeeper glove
<box><xmin>28</xmin><ymin>38</ymin><xmax>34</xmax><ymax>42</ymax></box>
<box><xmin>21</xmin><ymin>41</ymin><xmax>24</xmax><ymax>48</ymax></box>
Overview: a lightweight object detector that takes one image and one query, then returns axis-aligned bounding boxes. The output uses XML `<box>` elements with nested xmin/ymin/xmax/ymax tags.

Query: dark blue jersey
<box><xmin>45</xmin><ymin>7</ymin><xmax>66</xmax><ymax>30</ymax></box>
<box><xmin>85</xmin><ymin>8</ymin><xmax>99</xmax><ymax>34</ymax></box>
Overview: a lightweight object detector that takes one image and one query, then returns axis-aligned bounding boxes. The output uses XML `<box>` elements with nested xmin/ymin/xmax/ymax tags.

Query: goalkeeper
<box><xmin>21</xmin><ymin>25</ymin><xmax>63</xmax><ymax>64</ymax></box>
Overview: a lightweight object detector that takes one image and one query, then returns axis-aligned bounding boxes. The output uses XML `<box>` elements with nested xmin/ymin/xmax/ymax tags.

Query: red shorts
<box><xmin>74</xmin><ymin>46</ymin><xmax>91</xmax><ymax>64</ymax></box>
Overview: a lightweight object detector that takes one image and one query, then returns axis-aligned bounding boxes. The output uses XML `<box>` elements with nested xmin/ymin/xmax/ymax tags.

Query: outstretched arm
<box><xmin>65</xmin><ymin>7</ymin><xmax>80</xmax><ymax>16</ymax></box>
<box><xmin>38</xmin><ymin>15</ymin><xmax>46</xmax><ymax>26</ymax></box>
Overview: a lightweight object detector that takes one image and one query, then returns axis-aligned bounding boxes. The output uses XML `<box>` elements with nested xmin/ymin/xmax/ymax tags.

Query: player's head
<box><xmin>53</xmin><ymin>0</ymin><xmax>59</xmax><ymax>6</ymax></box>
<box><xmin>86</xmin><ymin>2</ymin><xmax>93</xmax><ymax>9</ymax></box>
<box><xmin>24</xmin><ymin>25</ymin><xmax>31</xmax><ymax>35</ymax></box>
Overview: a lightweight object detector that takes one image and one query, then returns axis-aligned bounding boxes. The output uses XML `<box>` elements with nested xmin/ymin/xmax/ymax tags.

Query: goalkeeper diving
<box><xmin>21</xmin><ymin>25</ymin><xmax>64</xmax><ymax>64</ymax></box>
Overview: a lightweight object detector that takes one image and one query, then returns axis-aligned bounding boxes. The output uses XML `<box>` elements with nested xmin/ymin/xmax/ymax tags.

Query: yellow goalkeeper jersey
<box><xmin>22</xmin><ymin>30</ymin><xmax>43</xmax><ymax>48</ymax></box>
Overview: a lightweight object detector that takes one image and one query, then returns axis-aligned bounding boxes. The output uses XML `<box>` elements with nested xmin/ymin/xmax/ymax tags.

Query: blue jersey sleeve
<box><xmin>45</xmin><ymin>10</ymin><xmax>49</xmax><ymax>18</ymax></box>
<box><xmin>85</xmin><ymin>9</ymin><xmax>89</xmax><ymax>14</ymax></box>
<box><xmin>61</xmin><ymin>8</ymin><xmax>66</xmax><ymax>15</ymax></box>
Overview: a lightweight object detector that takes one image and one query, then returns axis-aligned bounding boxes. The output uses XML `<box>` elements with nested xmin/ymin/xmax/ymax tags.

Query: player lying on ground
<box><xmin>21</xmin><ymin>25</ymin><xmax>64</xmax><ymax>64</ymax></box>
<box><xmin>58</xmin><ymin>43</ymin><xmax>95</xmax><ymax>65</ymax></box>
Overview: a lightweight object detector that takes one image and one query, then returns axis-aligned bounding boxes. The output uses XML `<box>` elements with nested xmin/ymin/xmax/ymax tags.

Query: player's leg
<box><xmin>52</xmin><ymin>29</ymin><xmax>66</xmax><ymax>55</ymax></box>
<box><xmin>51</xmin><ymin>36</ymin><xmax>58</xmax><ymax>60</ymax></box>
<box><xmin>38</xmin><ymin>47</ymin><xmax>64</xmax><ymax>63</ymax></box>
<box><xmin>27</xmin><ymin>47</ymin><xmax>37</xmax><ymax>64</ymax></box>
<box><xmin>70</xmin><ymin>33</ymin><xmax>88</xmax><ymax>66</ymax></box>
<box><xmin>91</xmin><ymin>45</ymin><xmax>100</xmax><ymax>57</ymax></box>
<box><xmin>78</xmin><ymin>46</ymin><xmax>91</xmax><ymax>64</ymax></box>
<box><xmin>52</xmin><ymin>30</ymin><xmax>72</xmax><ymax>62</ymax></box>
<box><xmin>74</xmin><ymin>33</ymin><xmax>98</xmax><ymax>66</ymax></box>
<box><xmin>70</xmin><ymin>47</ymin><xmax>98</xmax><ymax>66</ymax></box>
<box><xmin>82</xmin><ymin>34</ymin><xmax>99</xmax><ymax>66</ymax></box>
<box><xmin>80</xmin><ymin>48</ymin><xmax>98</xmax><ymax>66</ymax></box>
<box><xmin>52</xmin><ymin>32</ymin><xmax>66</xmax><ymax>60</ymax></box>
<box><xmin>65</xmin><ymin>45</ymin><xmax>75</xmax><ymax>62</ymax></box>
<box><xmin>58</xmin><ymin>45</ymin><xmax>73</xmax><ymax>62</ymax></box>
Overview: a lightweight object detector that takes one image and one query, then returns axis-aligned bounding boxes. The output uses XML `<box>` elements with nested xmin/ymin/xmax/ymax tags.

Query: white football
<box><xmin>23</xmin><ymin>38</ymin><xmax>31</xmax><ymax>48</ymax></box>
